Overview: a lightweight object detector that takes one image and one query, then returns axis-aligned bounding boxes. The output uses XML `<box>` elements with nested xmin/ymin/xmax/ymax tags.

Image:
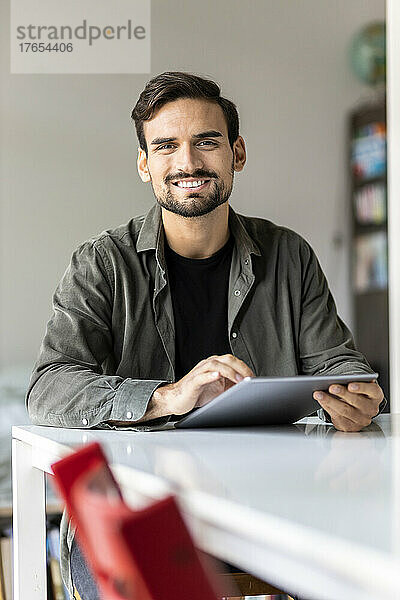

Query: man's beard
<box><xmin>151</xmin><ymin>161</ymin><xmax>234</xmax><ymax>218</ymax></box>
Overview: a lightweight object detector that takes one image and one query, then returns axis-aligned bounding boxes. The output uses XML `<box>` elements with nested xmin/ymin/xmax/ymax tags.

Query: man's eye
<box><xmin>156</xmin><ymin>141</ymin><xmax>216</xmax><ymax>151</ymax></box>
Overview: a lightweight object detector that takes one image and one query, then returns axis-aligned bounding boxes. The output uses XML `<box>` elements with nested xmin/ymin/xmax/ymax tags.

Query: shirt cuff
<box><xmin>110</xmin><ymin>378</ymin><xmax>169</xmax><ymax>423</ymax></box>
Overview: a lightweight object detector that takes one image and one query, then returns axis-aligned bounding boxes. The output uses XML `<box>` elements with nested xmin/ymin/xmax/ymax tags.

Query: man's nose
<box><xmin>174</xmin><ymin>143</ymin><xmax>203</xmax><ymax>174</ymax></box>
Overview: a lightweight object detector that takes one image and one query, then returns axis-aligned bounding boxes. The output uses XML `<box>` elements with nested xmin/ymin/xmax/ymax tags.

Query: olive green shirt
<box><xmin>27</xmin><ymin>202</ymin><xmax>376</xmax><ymax>429</ymax></box>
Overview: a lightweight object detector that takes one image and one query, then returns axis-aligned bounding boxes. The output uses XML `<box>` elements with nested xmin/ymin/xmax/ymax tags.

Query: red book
<box><xmin>51</xmin><ymin>442</ymin><xmax>221</xmax><ymax>600</ymax></box>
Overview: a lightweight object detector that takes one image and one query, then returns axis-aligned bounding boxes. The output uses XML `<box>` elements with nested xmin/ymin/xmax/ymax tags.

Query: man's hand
<box><xmin>153</xmin><ymin>354</ymin><xmax>255</xmax><ymax>417</ymax></box>
<box><xmin>313</xmin><ymin>380</ymin><xmax>384</xmax><ymax>432</ymax></box>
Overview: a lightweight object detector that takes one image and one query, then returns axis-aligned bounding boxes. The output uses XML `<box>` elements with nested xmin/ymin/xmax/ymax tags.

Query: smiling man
<box><xmin>27</xmin><ymin>71</ymin><xmax>385</xmax><ymax>598</ymax></box>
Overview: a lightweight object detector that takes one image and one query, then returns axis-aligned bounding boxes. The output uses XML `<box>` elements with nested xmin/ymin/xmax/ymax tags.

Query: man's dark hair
<box><xmin>131</xmin><ymin>71</ymin><xmax>239</xmax><ymax>155</ymax></box>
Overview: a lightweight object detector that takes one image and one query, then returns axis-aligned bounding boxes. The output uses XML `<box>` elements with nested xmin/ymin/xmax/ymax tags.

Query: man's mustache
<box><xmin>165</xmin><ymin>170</ymin><xmax>218</xmax><ymax>183</ymax></box>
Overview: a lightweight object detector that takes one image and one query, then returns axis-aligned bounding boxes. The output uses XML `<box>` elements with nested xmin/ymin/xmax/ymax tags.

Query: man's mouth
<box><xmin>172</xmin><ymin>179</ymin><xmax>211</xmax><ymax>191</ymax></box>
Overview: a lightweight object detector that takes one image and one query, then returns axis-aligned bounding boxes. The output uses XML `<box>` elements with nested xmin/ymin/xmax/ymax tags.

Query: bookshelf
<box><xmin>349</xmin><ymin>100</ymin><xmax>390</xmax><ymax>405</ymax></box>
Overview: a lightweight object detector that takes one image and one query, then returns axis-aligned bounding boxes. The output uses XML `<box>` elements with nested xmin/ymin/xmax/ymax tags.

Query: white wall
<box><xmin>0</xmin><ymin>0</ymin><xmax>385</xmax><ymax>367</ymax></box>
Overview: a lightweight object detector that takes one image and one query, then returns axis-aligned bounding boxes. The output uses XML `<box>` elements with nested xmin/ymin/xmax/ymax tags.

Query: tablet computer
<box><xmin>175</xmin><ymin>373</ymin><xmax>379</xmax><ymax>428</ymax></box>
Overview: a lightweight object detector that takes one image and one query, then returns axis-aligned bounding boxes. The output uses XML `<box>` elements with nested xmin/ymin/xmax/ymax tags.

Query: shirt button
<box><xmin>126</xmin><ymin>411</ymin><xmax>133</xmax><ymax>419</ymax></box>
<box><xmin>234</xmin><ymin>289</ymin><xmax>241</xmax><ymax>296</ymax></box>
<box><xmin>82</xmin><ymin>418</ymin><xmax>88</xmax><ymax>426</ymax></box>
<box><xmin>244</xmin><ymin>259</ymin><xmax>249</xmax><ymax>265</ymax></box>
<box><xmin>232</xmin><ymin>332</ymin><xmax>238</xmax><ymax>339</ymax></box>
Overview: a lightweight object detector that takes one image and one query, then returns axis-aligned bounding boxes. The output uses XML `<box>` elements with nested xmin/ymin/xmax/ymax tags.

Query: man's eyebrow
<box><xmin>150</xmin><ymin>130</ymin><xmax>223</xmax><ymax>146</ymax></box>
<box><xmin>192</xmin><ymin>130</ymin><xmax>223</xmax><ymax>140</ymax></box>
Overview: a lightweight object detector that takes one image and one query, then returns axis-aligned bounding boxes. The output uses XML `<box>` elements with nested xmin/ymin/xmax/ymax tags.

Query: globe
<box><xmin>350</xmin><ymin>21</ymin><xmax>386</xmax><ymax>86</ymax></box>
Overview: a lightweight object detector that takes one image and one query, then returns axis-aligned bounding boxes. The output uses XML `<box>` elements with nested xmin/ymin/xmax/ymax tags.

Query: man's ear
<box><xmin>137</xmin><ymin>147</ymin><xmax>151</xmax><ymax>182</ymax></box>
<box><xmin>233</xmin><ymin>136</ymin><xmax>246</xmax><ymax>172</ymax></box>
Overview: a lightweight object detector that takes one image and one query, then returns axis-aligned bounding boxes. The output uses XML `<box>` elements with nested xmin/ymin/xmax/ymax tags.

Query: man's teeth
<box><xmin>176</xmin><ymin>179</ymin><xmax>207</xmax><ymax>188</ymax></box>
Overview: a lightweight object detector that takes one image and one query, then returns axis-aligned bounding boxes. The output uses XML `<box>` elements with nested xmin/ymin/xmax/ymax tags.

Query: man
<box><xmin>27</xmin><ymin>71</ymin><xmax>385</xmax><ymax>598</ymax></box>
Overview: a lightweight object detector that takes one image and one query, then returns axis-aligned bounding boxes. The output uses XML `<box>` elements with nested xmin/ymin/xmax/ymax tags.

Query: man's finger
<box><xmin>327</xmin><ymin>385</ymin><xmax>380</xmax><ymax>418</ymax></box>
<box><xmin>215</xmin><ymin>353</ymin><xmax>255</xmax><ymax>377</ymax></box>
<box><xmin>192</xmin><ymin>371</ymin><xmax>222</xmax><ymax>389</ymax></box>
<box><xmin>315</xmin><ymin>392</ymin><xmax>370</xmax><ymax>426</ymax></box>
<box><xmin>347</xmin><ymin>381</ymin><xmax>383</xmax><ymax>401</ymax></box>
<box><xmin>201</xmin><ymin>359</ymin><xmax>245</xmax><ymax>384</ymax></box>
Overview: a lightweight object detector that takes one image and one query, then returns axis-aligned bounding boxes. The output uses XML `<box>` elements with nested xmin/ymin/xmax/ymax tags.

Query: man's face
<box><xmin>138</xmin><ymin>98</ymin><xmax>245</xmax><ymax>218</ymax></box>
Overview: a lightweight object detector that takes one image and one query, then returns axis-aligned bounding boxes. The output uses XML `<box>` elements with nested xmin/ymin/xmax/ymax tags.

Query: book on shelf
<box><xmin>351</xmin><ymin>121</ymin><xmax>386</xmax><ymax>181</ymax></box>
<box><xmin>353</xmin><ymin>182</ymin><xmax>386</xmax><ymax>225</ymax></box>
<box><xmin>47</xmin><ymin>525</ymin><xmax>69</xmax><ymax>600</ymax></box>
<box><xmin>0</xmin><ymin>556</ymin><xmax>3</xmax><ymax>600</ymax></box>
<box><xmin>354</xmin><ymin>231</ymin><xmax>388</xmax><ymax>292</ymax></box>
<box><xmin>0</xmin><ymin>535</ymin><xmax>11</xmax><ymax>600</ymax></box>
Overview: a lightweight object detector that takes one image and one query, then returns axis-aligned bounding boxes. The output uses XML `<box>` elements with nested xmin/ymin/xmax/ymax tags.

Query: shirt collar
<box><xmin>228</xmin><ymin>205</ymin><xmax>261</xmax><ymax>258</ymax></box>
<box><xmin>136</xmin><ymin>203</ymin><xmax>261</xmax><ymax>258</ymax></box>
<box><xmin>136</xmin><ymin>203</ymin><xmax>163</xmax><ymax>253</ymax></box>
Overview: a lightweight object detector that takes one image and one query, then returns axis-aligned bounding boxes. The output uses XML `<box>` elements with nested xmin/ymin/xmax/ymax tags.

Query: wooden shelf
<box><xmin>353</xmin><ymin>223</ymin><xmax>387</xmax><ymax>233</ymax></box>
<box><xmin>353</xmin><ymin>287</ymin><xmax>388</xmax><ymax>297</ymax></box>
<box><xmin>352</xmin><ymin>174</ymin><xmax>386</xmax><ymax>188</ymax></box>
<box><xmin>0</xmin><ymin>501</ymin><xmax>63</xmax><ymax>519</ymax></box>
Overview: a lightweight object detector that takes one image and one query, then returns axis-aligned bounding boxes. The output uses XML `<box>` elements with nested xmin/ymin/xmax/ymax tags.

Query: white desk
<box><xmin>12</xmin><ymin>415</ymin><xmax>400</xmax><ymax>600</ymax></box>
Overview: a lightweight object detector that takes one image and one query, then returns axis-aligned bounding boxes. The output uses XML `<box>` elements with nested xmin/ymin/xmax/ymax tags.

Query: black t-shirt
<box><xmin>164</xmin><ymin>234</ymin><xmax>234</xmax><ymax>381</ymax></box>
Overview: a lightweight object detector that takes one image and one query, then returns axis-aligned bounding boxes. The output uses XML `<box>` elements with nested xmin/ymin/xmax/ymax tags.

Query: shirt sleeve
<box><xmin>26</xmin><ymin>241</ymin><xmax>169</xmax><ymax>428</ymax></box>
<box><xmin>298</xmin><ymin>238</ymin><xmax>373</xmax><ymax>376</ymax></box>
<box><xmin>296</xmin><ymin>238</ymin><xmax>387</xmax><ymax>421</ymax></box>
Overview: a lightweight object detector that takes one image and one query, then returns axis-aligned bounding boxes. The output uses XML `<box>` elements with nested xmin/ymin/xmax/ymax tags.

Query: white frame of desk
<box><xmin>11</xmin><ymin>425</ymin><xmax>400</xmax><ymax>600</ymax></box>
<box><xmin>12</xmin><ymin>430</ymin><xmax>66</xmax><ymax>598</ymax></box>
